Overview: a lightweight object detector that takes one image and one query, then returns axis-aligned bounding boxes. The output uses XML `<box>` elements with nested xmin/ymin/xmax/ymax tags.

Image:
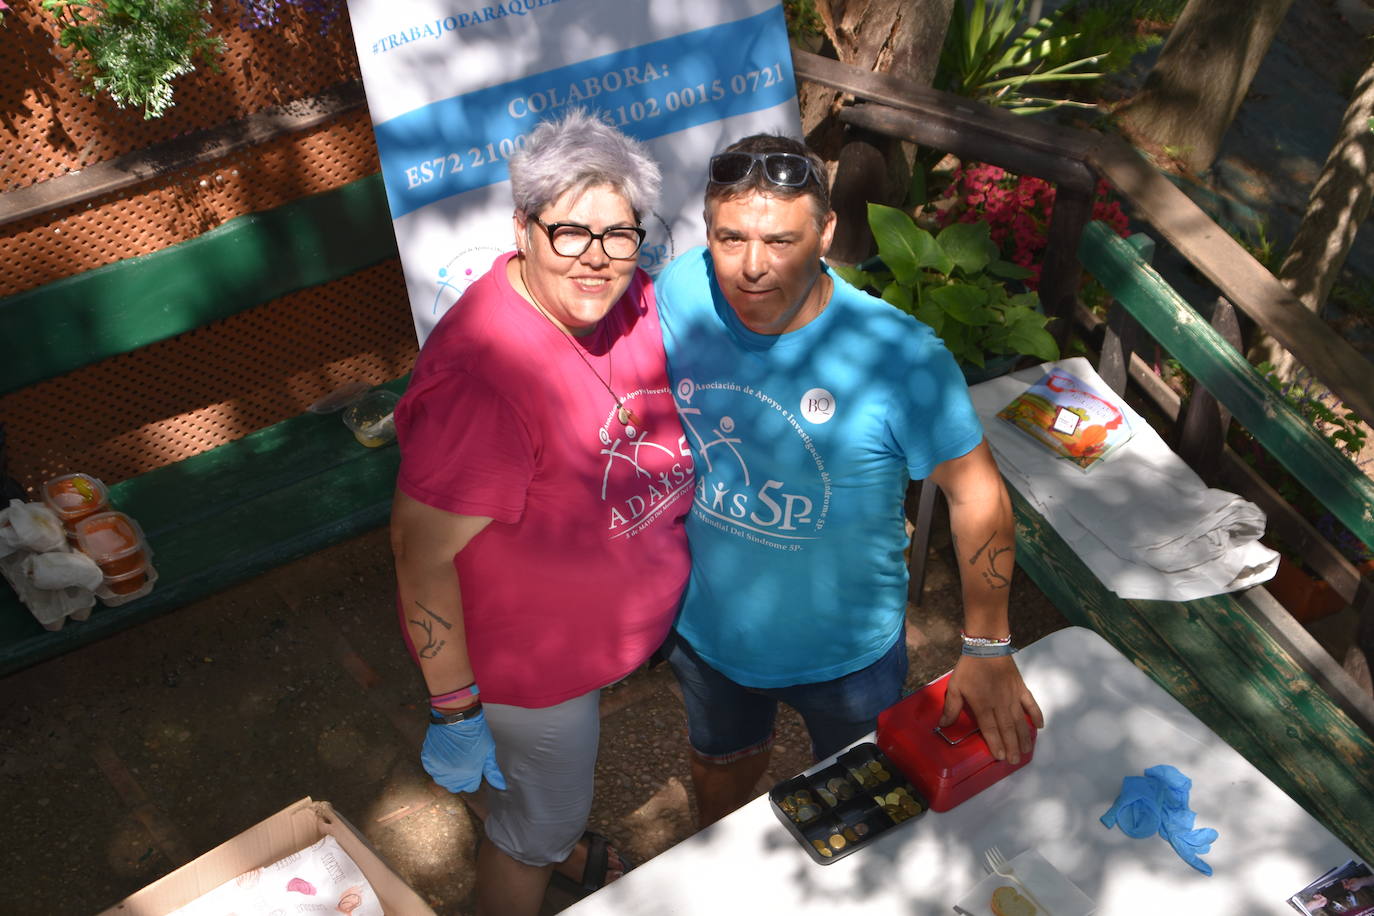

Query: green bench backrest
<box><xmin>1078</xmin><ymin>220</ymin><xmax>1374</xmax><ymax>556</ymax></box>
<box><xmin>0</xmin><ymin>175</ymin><xmax>398</xmax><ymax>396</ymax></box>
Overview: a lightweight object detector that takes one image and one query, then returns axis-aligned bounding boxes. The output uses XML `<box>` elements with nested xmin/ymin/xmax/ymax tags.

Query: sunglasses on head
<box><xmin>707</xmin><ymin>151</ymin><xmax>819</xmax><ymax>188</ymax></box>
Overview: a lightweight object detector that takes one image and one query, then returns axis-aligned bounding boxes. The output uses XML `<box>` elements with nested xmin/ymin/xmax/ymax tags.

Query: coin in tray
<box><xmin>768</xmin><ymin>742</ymin><xmax>928</xmax><ymax>865</ymax></box>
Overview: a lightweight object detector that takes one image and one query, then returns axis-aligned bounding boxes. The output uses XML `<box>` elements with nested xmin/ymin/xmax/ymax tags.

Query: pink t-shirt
<box><xmin>395</xmin><ymin>252</ymin><xmax>694</xmax><ymax>707</ymax></box>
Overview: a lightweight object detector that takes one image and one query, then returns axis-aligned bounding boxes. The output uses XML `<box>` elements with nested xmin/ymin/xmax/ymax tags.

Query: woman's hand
<box><xmin>422</xmin><ymin>710</ymin><xmax>508</xmax><ymax>793</ymax></box>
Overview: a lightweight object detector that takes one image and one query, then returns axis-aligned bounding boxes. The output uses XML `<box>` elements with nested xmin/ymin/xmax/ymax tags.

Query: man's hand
<box><xmin>940</xmin><ymin>655</ymin><xmax>1044</xmax><ymax>764</ymax></box>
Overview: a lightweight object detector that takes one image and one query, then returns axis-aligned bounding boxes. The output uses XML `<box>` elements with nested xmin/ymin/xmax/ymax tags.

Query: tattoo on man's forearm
<box><xmin>409</xmin><ymin>601</ymin><xmax>451</xmax><ymax>659</ymax></box>
<box><xmin>967</xmin><ymin>532</ymin><xmax>995</xmax><ymax>565</ymax></box>
<box><xmin>980</xmin><ymin>542</ymin><xmax>1013</xmax><ymax>590</ymax></box>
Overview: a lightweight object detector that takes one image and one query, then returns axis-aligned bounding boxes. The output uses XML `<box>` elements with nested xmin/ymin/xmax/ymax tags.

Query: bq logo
<box><xmin>800</xmin><ymin>388</ymin><xmax>836</xmax><ymax>424</ymax></box>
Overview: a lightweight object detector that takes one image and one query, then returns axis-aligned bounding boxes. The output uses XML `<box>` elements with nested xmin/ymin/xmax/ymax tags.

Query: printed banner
<box><xmin>345</xmin><ymin>0</ymin><xmax>803</xmax><ymax>343</ymax></box>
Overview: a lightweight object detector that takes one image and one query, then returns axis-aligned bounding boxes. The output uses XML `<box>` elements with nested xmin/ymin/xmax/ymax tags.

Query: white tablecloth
<box><xmin>566</xmin><ymin>627</ymin><xmax>1358</xmax><ymax>915</ymax></box>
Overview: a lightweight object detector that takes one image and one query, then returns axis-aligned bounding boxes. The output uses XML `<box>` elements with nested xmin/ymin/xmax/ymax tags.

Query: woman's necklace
<box><xmin>518</xmin><ymin>262</ymin><xmax>641</xmax><ymax>428</ymax></box>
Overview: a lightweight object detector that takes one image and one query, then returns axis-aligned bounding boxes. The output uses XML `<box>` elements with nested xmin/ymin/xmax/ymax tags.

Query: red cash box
<box><xmin>876</xmin><ymin>670</ymin><xmax>1037</xmax><ymax>812</ymax></box>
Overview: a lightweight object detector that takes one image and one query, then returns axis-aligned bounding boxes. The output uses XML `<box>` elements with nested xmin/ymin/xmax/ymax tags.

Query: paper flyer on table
<box><xmin>997</xmin><ymin>367</ymin><xmax>1134</xmax><ymax>470</ymax></box>
<box><xmin>1288</xmin><ymin>859</ymin><xmax>1374</xmax><ymax>914</ymax></box>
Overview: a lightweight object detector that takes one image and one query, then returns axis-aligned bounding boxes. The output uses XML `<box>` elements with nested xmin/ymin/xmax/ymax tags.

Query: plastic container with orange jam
<box><xmin>41</xmin><ymin>474</ymin><xmax>110</xmax><ymax>534</ymax></box>
<box><xmin>73</xmin><ymin>511</ymin><xmax>157</xmax><ymax>604</ymax></box>
<box><xmin>74</xmin><ymin>511</ymin><xmax>146</xmax><ymax>573</ymax></box>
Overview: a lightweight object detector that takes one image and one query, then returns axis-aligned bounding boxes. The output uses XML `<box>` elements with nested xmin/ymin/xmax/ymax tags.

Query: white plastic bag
<box><xmin>24</xmin><ymin>549</ymin><xmax>104</xmax><ymax>591</ymax></box>
<box><xmin>0</xmin><ymin>551</ymin><xmax>96</xmax><ymax>630</ymax></box>
<box><xmin>0</xmin><ymin>500</ymin><xmax>66</xmax><ymax>553</ymax></box>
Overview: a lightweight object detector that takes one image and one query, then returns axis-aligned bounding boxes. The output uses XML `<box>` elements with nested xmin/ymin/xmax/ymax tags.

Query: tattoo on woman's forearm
<box><xmin>968</xmin><ymin>532</ymin><xmax>995</xmax><ymax>565</ymax></box>
<box><xmin>409</xmin><ymin>601</ymin><xmax>451</xmax><ymax>659</ymax></box>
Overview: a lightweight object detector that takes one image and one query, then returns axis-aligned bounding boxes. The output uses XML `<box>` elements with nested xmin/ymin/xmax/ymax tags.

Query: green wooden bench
<box><xmin>0</xmin><ymin>176</ymin><xmax>407</xmax><ymax>676</ymax></box>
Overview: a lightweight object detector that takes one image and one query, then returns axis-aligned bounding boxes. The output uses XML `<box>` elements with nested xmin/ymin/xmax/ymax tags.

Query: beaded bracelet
<box><xmin>430</xmin><ymin>682</ymin><xmax>480</xmax><ymax>707</ymax></box>
<box><xmin>960</xmin><ymin>630</ymin><xmax>1012</xmax><ymax>648</ymax></box>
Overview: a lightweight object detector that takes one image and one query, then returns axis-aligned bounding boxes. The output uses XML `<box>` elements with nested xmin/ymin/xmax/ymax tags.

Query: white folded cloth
<box><xmin>969</xmin><ymin>358</ymin><xmax>1279</xmax><ymax>601</ymax></box>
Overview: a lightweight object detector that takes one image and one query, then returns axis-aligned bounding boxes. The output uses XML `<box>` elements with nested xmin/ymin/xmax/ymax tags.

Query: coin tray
<box><xmin>768</xmin><ymin>742</ymin><xmax>928</xmax><ymax>864</ymax></box>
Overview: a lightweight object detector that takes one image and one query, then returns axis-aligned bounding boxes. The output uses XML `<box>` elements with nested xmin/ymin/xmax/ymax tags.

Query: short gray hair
<box><xmin>508</xmin><ymin>108</ymin><xmax>661</xmax><ymax>221</ymax></box>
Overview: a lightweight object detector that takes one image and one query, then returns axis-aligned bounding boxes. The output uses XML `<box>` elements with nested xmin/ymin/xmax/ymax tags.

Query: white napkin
<box><xmin>969</xmin><ymin>358</ymin><xmax>1279</xmax><ymax>601</ymax></box>
<box><xmin>954</xmin><ymin>849</ymin><xmax>1095</xmax><ymax>915</ymax></box>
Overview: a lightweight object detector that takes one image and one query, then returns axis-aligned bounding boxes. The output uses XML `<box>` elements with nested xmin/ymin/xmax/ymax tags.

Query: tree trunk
<box><xmin>1247</xmin><ymin>54</ymin><xmax>1374</xmax><ymax>383</ymax></box>
<box><xmin>797</xmin><ymin>0</ymin><xmax>953</xmax><ymax>263</ymax></box>
<box><xmin>1120</xmin><ymin>0</ymin><xmax>1293</xmax><ymax>175</ymax></box>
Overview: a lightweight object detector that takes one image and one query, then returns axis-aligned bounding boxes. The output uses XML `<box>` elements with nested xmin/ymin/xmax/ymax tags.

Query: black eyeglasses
<box><xmin>708</xmin><ymin>151</ymin><xmax>820</xmax><ymax>188</ymax></box>
<box><xmin>531</xmin><ymin>216</ymin><xmax>646</xmax><ymax>261</ymax></box>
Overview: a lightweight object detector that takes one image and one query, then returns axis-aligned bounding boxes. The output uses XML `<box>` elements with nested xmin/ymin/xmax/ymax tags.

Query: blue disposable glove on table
<box><xmin>421</xmin><ymin>711</ymin><xmax>508</xmax><ymax>793</ymax></box>
<box><xmin>1101</xmin><ymin>764</ymin><xmax>1217</xmax><ymax>875</ymax></box>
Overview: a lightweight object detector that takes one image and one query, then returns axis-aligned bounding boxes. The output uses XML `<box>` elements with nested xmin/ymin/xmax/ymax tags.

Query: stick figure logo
<box><xmin>432</xmin><ymin>246</ymin><xmax>503</xmax><ymax>315</ymax></box>
<box><xmin>673</xmin><ymin>378</ymin><xmax>751</xmax><ymax>484</ymax></box>
<box><xmin>599</xmin><ymin>421</ymin><xmax>676</xmax><ymax>500</ymax></box>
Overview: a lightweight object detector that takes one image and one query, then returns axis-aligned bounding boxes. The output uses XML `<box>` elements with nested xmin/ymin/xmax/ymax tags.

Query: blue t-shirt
<box><xmin>657</xmin><ymin>246</ymin><xmax>983</xmax><ymax>687</ymax></box>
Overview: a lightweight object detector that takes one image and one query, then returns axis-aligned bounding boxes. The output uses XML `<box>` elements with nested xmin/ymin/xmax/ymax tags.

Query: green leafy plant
<box><xmin>1257</xmin><ymin>364</ymin><xmax>1368</xmax><ymax>460</ymax></box>
<box><xmin>782</xmin><ymin>0</ymin><xmax>825</xmax><ymax>43</ymax></box>
<box><xmin>1229</xmin><ymin>368</ymin><xmax>1372</xmax><ymax>567</ymax></box>
<box><xmin>835</xmin><ymin>203</ymin><xmax>1059</xmax><ymax>369</ymax></box>
<box><xmin>1041</xmin><ymin>0</ymin><xmax>1183</xmax><ymax>77</ymax></box>
<box><xmin>43</xmin><ymin>0</ymin><xmax>224</xmax><ymax>118</ymax></box>
<box><xmin>1233</xmin><ymin>219</ymin><xmax>1282</xmax><ymax>272</ymax></box>
<box><xmin>937</xmin><ymin>0</ymin><xmax>1106</xmax><ymax>114</ymax></box>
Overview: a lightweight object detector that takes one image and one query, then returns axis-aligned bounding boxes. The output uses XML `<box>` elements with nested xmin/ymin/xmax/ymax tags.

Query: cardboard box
<box><xmin>99</xmin><ymin>798</ymin><xmax>435</xmax><ymax>916</ymax></box>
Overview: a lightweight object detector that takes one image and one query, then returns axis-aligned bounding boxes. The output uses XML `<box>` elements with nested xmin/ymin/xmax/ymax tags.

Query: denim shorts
<box><xmin>663</xmin><ymin>628</ymin><xmax>908</xmax><ymax>763</ymax></box>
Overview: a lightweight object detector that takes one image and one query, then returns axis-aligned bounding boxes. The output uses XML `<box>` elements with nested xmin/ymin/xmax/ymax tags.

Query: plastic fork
<box><xmin>984</xmin><ymin>846</ymin><xmax>1051</xmax><ymax>915</ymax></box>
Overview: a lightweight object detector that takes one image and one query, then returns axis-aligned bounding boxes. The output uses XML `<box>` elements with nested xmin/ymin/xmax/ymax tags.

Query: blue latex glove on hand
<box><xmin>1101</xmin><ymin>764</ymin><xmax>1216</xmax><ymax>875</ymax></box>
<box><xmin>421</xmin><ymin>711</ymin><xmax>507</xmax><ymax>793</ymax></box>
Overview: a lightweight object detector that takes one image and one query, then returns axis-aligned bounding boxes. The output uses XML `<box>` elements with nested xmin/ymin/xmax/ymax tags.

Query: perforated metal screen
<box><xmin>1</xmin><ymin>110</ymin><xmax>381</xmax><ymax>298</ymax></box>
<box><xmin>0</xmin><ymin>261</ymin><xmax>417</xmax><ymax>493</ymax></box>
<box><xmin>1</xmin><ymin>3</ymin><xmax>362</xmax><ymax>192</ymax></box>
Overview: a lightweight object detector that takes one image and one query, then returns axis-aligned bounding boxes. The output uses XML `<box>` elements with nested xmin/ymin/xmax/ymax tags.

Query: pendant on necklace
<box><xmin>618</xmin><ymin>405</ymin><xmax>641</xmax><ymax>427</ymax></box>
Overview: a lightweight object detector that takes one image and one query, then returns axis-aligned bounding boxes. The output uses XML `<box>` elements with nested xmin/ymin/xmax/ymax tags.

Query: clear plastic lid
<box><xmin>41</xmin><ymin>474</ymin><xmax>110</xmax><ymax>521</ymax></box>
<box><xmin>74</xmin><ymin>511</ymin><xmax>146</xmax><ymax>564</ymax></box>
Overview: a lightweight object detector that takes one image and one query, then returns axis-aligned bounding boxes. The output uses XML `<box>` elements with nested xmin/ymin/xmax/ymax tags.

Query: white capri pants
<box><xmin>476</xmin><ymin>689</ymin><xmax>602</xmax><ymax>866</ymax></box>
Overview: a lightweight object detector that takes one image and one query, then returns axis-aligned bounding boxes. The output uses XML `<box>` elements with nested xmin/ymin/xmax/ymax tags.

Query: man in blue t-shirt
<box><xmin>657</xmin><ymin>133</ymin><xmax>1045</xmax><ymax>826</ymax></box>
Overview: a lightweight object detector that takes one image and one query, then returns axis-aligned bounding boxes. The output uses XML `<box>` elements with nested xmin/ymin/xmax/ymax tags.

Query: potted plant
<box><xmin>834</xmin><ymin>202</ymin><xmax>1059</xmax><ymax>380</ymax></box>
<box><xmin>42</xmin><ymin>0</ymin><xmax>224</xmax><ymax>118</ymax></box>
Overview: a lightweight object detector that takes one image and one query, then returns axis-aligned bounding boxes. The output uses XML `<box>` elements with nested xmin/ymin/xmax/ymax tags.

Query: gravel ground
<box><xmin>0</xmin><ymin>512</ymin><xmax>1068</xmax><ymax>915</ymax></box>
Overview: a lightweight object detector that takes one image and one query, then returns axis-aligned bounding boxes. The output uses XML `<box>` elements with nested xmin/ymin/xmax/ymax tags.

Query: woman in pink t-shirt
<box><xmin>391</xmin><ymin>109</ymin><xmax>692</xmax><ymax>916</ymax></box>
